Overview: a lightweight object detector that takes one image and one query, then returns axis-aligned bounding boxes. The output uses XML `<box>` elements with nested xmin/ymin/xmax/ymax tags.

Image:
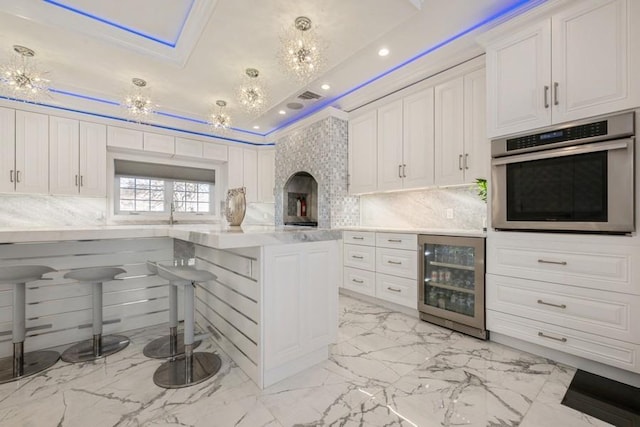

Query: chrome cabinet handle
<box><xmin>387</xmin><ymin>260</ymin><xmax>402</xmax><ymax>265</ymax></box>
<box><xmin>464</xmin><ymin>153</ymin><xmax>469</xmax><ymax>170</ymax></box>
<box><xmin>387</xmin><ymin>239</ymin><xmax>402</xmax><ymax>243</ymax></box>
<box><xmin>75</xmin><ymin>175</ymin><xmax>78</xmax><ymax>186</ymax></box>
<box><xmin>402</xmin><ymin>164</ymin><xmax>407</xmax><ymax>178</ymax></box>
<box><xmin>352</xmin><ymin>278</ymin><xmax>364</xmax><ymax>284</ymax></box>
<box><xmin>544</xmin><ymin>85</ymin><xmax>550</xmax><ymax>108</ymax></box>
<box><xmin>538</xmin><ymin>259</ymin><xmax>567</xmax><ymax>266</ymax></box>
<box><xmin>80</xmin><ymin>175</ymin><xmax>84</xmax><ymax>187</ymax></box>
<box><xmin>553</xmin><ymin>82</ymin><xmax>559</xmax><ymax>105</ymax></box>
<box><xmin>398</xmin><ymin>164</ymin><xmax>402</xmax><ymax>178</ymax></box>
<box><xmin>387</xmin><ymin>287</ymin><xmax>402</xmax><ymax>293</ymax></box>
<box><xmin>9</xmin><ymin>170</ymin><xmax>13</xmax><ymax>183</ymax></box>
<box><xmin>458</xmin><ymin>154</ymin><xmax>463</xmax><ymax>170</ymax></box>
<box><xmin>537</xmin><ymin>299</ymin><xmax>566</xmax><ymax>309</ymax></box>
<box><xmin>16</xmin><ymin>170</ymin><xmax>20</xmax><ymax>183</ymax></box>
<box><xmin>352</xmin><ymin>236</ymin><xmax>364</xmax><ymax>240</ymax></box>
<box><xmin>352</xmin><ymin>255</ymin><xmax>364</xmax><ymax>259</ymax></box>
<box><xmin>538</xmin><ymin>332</ymin><xmax>567</xmax><ymax>342</ymax></box>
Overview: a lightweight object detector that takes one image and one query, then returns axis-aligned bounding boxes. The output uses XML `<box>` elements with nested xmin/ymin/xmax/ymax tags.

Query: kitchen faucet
<box><xmin>169</xmin><ymin>202</ymin><xmax>175</xmax><ymax>225</ymax></box>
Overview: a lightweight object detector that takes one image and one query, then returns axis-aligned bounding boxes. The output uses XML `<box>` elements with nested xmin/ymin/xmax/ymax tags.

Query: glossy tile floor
<box><xmin>0</xmin><ymin>295</ymin><xmax>612</xmax><ymax>426</ymax></box>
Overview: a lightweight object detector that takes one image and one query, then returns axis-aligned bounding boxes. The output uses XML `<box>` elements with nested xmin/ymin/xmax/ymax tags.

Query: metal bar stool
<box><xmin>142</xmin><ymin>261</ymin><xmax>201</xmax><ymax>359</ymax></box>
<box><xmin>61</xmin><ymin>267</ymin><xmax>129</xmax><ymax>363</ymax></box>
<box><xmin>152</xmin><ymin>263</ymin><xmax>221</xmax><ymax>388</ymax></box>
<box><xmin>0</xmin><ymin>265</ymin><xmax>59</xmax><ymax>384</ymax></box>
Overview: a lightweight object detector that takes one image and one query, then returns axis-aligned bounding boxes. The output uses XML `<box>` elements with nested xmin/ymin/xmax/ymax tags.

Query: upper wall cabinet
<box><xmin>0</xmin><ymin>109</ymin><xmax>49</xmax><ymax>194</ymax></box>
<box><xmin>348</xmin><ymin>110</ymin><xmax>377</xmax><ymax>195</ymax></box>
<box><xmin>377</xmin><ymin>90</ymin><xmax>435</xmax><ymax>192</ymax></box>
<box><xmin>227</xmin><ymin>146</ymin><xmax>260</xmax><ymax>203</ymax></box>
<box><xmin>106</xmin><ymin>126</ymin><xmax>143</xmax><ymax>150</ymax></box>
<box><xmin>486</xmin><ymin>0</ymin><xmax>638</xmax><ymax>138</ymax></box>
<box><xmin>50</xmin><ymin>118</ymin><xmax>107</xmax><ymax>197</ymax></box>
<box><xmin>258</xmin><ymin>149</ymin><xmax>275</xmax><ymax>203</ymax></box>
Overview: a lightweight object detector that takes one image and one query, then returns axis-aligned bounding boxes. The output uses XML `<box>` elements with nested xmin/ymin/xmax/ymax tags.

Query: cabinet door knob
<box><xmin>544</xmin><ymin>85</ymin><xmax>550</xmax><ymax>109</ymax></box>
<box><xmin>553</xmin><ymin>82</ymin><xmax>559</xmax><ymax>106</ymax></box>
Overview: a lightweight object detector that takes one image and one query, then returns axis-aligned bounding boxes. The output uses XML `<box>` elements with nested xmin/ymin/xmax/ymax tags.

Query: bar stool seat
<box><xmin>61</xmin><ymin>267</ymin><xmax>129</xmax><ymax>363</ymax></box>
<box><xmin>0</xmin><ymin>265</ymin><xmax>59</xmax><ymax>384</ymax></box>
<box><xmin>153</xmin><ymin>263</ymin><xmax>221</xmax><ymax>388</ymax></box>
<box><xmin>143</xmin><ymin>261</ymin><xmax>201</xmax><ymax>359</ymax></box>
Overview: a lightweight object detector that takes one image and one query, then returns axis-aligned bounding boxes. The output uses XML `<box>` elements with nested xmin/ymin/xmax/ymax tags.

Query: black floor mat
<box><xmin>562</xmin><ymin>369</ymin><xmax>640</xmax><ymax>426</ymax></box>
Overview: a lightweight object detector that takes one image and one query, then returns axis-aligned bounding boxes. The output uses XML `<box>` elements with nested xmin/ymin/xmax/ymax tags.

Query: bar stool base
<box><xmin>0</xmin><ymin>350</ymin><xmax>60</xmax><ymax>384</ymax></box>
<box><xmin>153</xmin><ymin>352</ymin><xmax>221</xmax><ymax>389</ymax></box>
<box><xmin>61</xmin><ymin>335</ymin><xmax>130</xmax><ymax>363</ymax></box>
<box><xmin>143</xmin><ymin>335</ymin><xmax>201</xmax><ymax>359</ymax></box>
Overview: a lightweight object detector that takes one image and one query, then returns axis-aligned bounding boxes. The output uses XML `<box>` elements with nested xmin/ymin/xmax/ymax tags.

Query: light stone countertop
<box><xmin>0</xmin><ymin>224</ymin><xmax>342</xmax><ymax>248</ymax></box>
<box><xmin>339</xmin><ymin>226</ymin><xmax>486</xmax><ymax>238</ymax></box>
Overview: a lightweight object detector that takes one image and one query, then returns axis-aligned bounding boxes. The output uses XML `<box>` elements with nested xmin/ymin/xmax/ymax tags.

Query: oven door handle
<box><xmin>491</xmin><ymin>138</ymin><xmax>632</xmax><ymax>166</ymax></box>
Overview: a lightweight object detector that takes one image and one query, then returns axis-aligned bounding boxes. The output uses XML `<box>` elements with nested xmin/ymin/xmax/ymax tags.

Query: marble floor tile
<box><xmin>0</xmin><ymin>295</ymin><xmax>615</xmax><ymax>427</ymax></box>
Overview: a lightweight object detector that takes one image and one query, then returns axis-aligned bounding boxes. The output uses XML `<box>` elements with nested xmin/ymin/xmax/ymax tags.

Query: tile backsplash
<box><xmin>359</xmin><ymin>185</ymin><xmax>487</xmax><ymax>230</ymax></box>
<box><xmin>0</xmin><ymin>194</ymin><xmax>107</xmax><ymax>228</ymax></box>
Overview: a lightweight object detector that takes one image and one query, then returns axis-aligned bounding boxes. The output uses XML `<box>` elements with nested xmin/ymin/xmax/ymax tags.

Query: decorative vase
<box><xmin>225</xmin><ymin>187</ymin><xmax>246</xmax><ymax>226</ymax></box>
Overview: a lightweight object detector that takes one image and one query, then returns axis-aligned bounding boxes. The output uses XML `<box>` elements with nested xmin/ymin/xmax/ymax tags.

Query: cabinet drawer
<box><xmin>343</xmin><ymin>244</ymin><xmax>375</xmax><ymax>270</ymax></box>
<box><xmin>375</xmin><ymin>232</ymin><xmax>417</xmax><ymax>250</ymax></box>
<box><xmin>376</xmin><ymin>273</ymin><xmax>417</xmax><ymax>309</ymax></box>
<box><xmin>488</xmin><ymin>236</ymin><xmax>635</xmax><ymax>294</ymax></box>
<box><xmin>343</xmin><ymin>267</ymin><xmax>376</xmax><ymax>297</ymax></box>
<box><xmin>376</xmin><ymin>247</ymin><xmax>417</xmax><ymax>280</ymax></box>
<box><xmin>343</xmin><ymin>231</ymin><xmax>375</xmax><ymax>246</ymax></box>
<box><xmin>487</xmin><ymin>274</ymin><xmax>640</xmax><ymax>343</ymax></box>
<box><xmin>487</xmin><ymin>310</ymin><xmax>640</xmax><ymax>373</ymax></box>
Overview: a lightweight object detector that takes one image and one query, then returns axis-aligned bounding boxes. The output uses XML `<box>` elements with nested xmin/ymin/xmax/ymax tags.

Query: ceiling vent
<box><xmin>298</xmin><ymin>90</ymin><xmax>322</xmax><ymax>101</ymax></box>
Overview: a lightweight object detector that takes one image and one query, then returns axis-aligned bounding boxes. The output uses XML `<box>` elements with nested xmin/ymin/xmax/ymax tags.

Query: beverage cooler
<box><xmin>418</xmin><ymin>234</ymin><xmax>487</xmax><ymax>339</ymax></box>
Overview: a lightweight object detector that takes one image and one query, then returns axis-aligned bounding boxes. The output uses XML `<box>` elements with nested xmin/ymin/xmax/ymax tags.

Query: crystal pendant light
<box><xmin>278</xmin><ymin>16</ymin><xmax>327</xmax><ymax>82</ymax></box>
<box><xmin>0</xmin><ymin>45</ymin><xmax>50</xmax><ymax>101</ymax></box>
<box><xmin>210</xmin><ymin>100</ymin><xmax>232</xmax><ymax>133</ymax></box>
<box><xmin>123</xmin><ymin>78</ymin><xmax>153</xmax><ymax>122</ymax></box>
<box><xmin>237</xmin><ymin>68</ymin><xmax>268</xmax><ymax>115</ymax></box>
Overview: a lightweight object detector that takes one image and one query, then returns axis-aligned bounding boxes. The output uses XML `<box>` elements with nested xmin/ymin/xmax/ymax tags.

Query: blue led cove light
<box><xmin>42</xmin><ymin>0</ymin><xmax>194</xmax><ymax>48</ymax></box>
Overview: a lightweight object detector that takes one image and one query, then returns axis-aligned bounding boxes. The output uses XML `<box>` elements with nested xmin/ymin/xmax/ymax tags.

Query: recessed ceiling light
<box><xmin>253</xmin><ymin>125</ymin><xmax>260</xmax><ymax>129</ymax></box>
<box><xmin>321</xmin><ymin>84</ymin><xmax>330</xmax><ymax>90</ymax></box>
<box><xmin>378</xmin><ymin>47</ymin><xmax>390</xmax><ymax>57</ymax></box>
<box><xmin>279</xmin><ymin>110</ymin><xmax>286</xmax><ymax>115</ymax></box>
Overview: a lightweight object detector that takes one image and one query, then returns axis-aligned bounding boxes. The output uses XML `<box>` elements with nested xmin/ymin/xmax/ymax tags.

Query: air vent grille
<box><xmin>298</xmin><ymin>91</ymin><xmax>322</xmax><ymax>100</ymax></box>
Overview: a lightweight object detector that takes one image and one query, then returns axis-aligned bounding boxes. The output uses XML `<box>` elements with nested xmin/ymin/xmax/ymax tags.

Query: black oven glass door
<box><xmin>506</xmin><ymin>151</ymin><xmax>608</xmax><ymax>222</ymax></box>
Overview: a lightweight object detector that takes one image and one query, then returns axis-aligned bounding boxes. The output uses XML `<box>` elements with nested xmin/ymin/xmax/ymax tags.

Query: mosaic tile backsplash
<box><xmin>359</xmin><ymin>185</ymin><xmax>487</xmax><ymax>230</ymax></box>
<box><xmin>275</xmin><ymin>116</ymin><xmax>359</xmax><ymax>229</ymax></box>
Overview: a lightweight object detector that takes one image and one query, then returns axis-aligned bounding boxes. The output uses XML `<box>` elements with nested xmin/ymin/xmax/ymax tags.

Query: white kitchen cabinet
<box><xmin>341</xmin><ymin>231</ymin><xmax>418</xmax><ymax>309</ymax></box>
<box><xmin>376</xmin><ymin>89</ymin><xmax>435</xmax><ymax>192</ymax></box>
<box><xmin>50</xmin><ymin>118</ymin><xmax>106</xmax><ymax>196</ymax></box>
<box><xmin>434</xmin><ymin>77</ymin><xmax>465</xmax><ymax>185</ymax></box>
<box><xmin>434</xmin><ymin>70</ymin><xmax>488</xmax><ymax>185</ymax></box>
<box><xmin>202</xmin><ymin>142</ymin><xmax>228</xmax><ymax>161</ymax></box>
<box><xmin>348</xmin><ymin>110</ymin><xmax>377</xmax><ymax>194</ymax></box>
<box><xmin>227</xmin><ymin>146</ymin><xmax>244</xmax><ymax>189</ymax></box>
<box><xmin>174</xmin><ymin>137</ymin><xmax>203</xmax><ymax>158</ymax></box>
<box><xmin>376</xmin><ymin>99</ymin><xmax>404</xmax><ymax>191</ymax></box>
<box><xmin>15</xmin><ymin>111</ymin><xmax>49</xmax><ymax>194</ymax></box>
<box><xmin>257</xmin><ymin>149</ymin><xmax>275</xmax><ymax>203</ymax></box>
<box><xmin>486</xmin><ymin>0</ymin><xmax>638</xmax><ymax>137</ymax></box>
<box><xmin>0</xmin><ymin>107</ymin><xmax>16</xmax><ymax>193</ymax></box>
<box><xmin>78</xmin><ymin>122</ymin><xmax>107</xmax><ymax>197</ymax></box>
<box><xmin>143</xmin><ymin>132</ymin><xmax>174</xmax><ymax>156</ymax></box>
<box><xmin>106</xmin><ymin>126</ymin><xmax>143</xmax><ymax>150</ymax></box>
<box><xmin>227</xmin><ymin>146</ymin><xmax>258</xmax><ymax>203</ymax></box>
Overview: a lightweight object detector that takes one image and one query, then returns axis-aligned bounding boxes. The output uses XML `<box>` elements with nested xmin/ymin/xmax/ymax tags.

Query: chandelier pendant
<box><xmin>1</xmin><ymin>45</ymin><xmax>51</xmax><ymax>101</ymax></box>
<box><xmin>237</xmin><ymin>68</ymin><xmax>268</xmax><ymax>115</ymax></box>
<box><xmin>123</xmin><ymin>78</ymin><xmax>153</xmax><ymax>122</ymax></box>
<box><xmin>210</xmin><ymin>100</ymin><xmax>232</xmax><ymax>133</ymax></box>
<box><xmin>278</xmin><ymin>16</ymin><xmax>327</xmax><ymax>82</ymax></box>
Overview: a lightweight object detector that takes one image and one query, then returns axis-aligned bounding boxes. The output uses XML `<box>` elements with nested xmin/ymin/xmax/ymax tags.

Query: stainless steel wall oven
<box><xmin>491</xmin><ymin>112</ymin><xmax>635</xmax><ymax>233</ymax></box>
